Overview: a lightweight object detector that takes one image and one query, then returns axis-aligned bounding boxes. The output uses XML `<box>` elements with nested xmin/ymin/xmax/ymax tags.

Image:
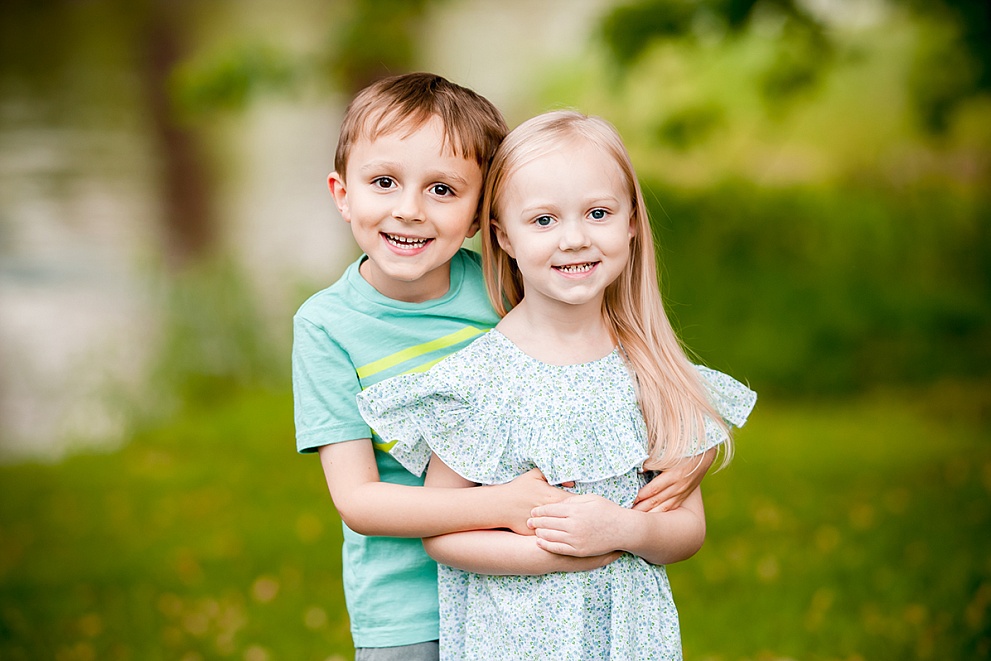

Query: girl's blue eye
<box><xmin>535</xmin><ymin>216</ymin><xmax>554</xmax><ymax>227</ymax></box>
<box><xmin>590</xmin><ymin>208</ymin><xmax>607</xmax><ymax>220</ymax></box>
<box><xmin>431</xmin><ymin>184</ymin><xmax>453</xmax><ymax>196</ymax></box>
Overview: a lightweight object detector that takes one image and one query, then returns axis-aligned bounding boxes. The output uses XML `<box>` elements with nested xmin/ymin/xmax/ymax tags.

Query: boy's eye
<box><xmin>430</xmin><ymin>184</ymin><xmax>453</xmax><ymax>197</ymax></box>
<box><xmin>534</xmin><ymin>215</ymin><xmax>554</xmax><ymax>227</ymax></box>
<box><xmin>372</xmin><ymin>177</ymin><xmax>396</xmax><ymax>190</ymax></box>
<box><xmin>589</xmin><ymin>208</ymin><xmax>608</xmax><ymax>220</ymax></box>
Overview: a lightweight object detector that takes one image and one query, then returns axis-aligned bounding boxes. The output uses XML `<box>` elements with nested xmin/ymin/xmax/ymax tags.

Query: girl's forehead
<box><xmin>507</xmin><ymin>138</ymin><xmax>624</xmax><ymax>183</ymax></box>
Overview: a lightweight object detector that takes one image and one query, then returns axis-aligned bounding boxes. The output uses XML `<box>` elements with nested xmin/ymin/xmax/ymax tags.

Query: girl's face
<box><xmin>494</xmin><ymin>140</ymin><xmax>635</xmax><ymax>313</ymax></box>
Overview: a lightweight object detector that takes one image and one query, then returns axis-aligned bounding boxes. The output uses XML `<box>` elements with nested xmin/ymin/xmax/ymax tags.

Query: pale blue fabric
<box><xmin>357</xmin><ymin>329</ymin><xmax>756</xmax><ymax>660</ymax></box>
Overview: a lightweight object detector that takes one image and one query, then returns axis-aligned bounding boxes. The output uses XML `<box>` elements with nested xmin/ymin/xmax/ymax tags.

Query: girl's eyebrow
<box><xmin>521</xmin><ymin>194</ymin><xmax>621</xmax><ymax>215</ymax></box>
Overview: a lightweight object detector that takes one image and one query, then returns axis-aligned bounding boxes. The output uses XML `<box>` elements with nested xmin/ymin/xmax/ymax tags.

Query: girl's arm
<box><xmin>421</xmin><ymin>456</ymin><xmax>620</xmax><ymax>574</ymax></box>
<box><xmin>424</xmin><ymin>529</ymin><xmax>620</xmax><ymax>575</ymax></box>
<box><xmin>633</xmin><ymin>447</ymin><xmax>716</xmax><ymax>512</ymax></box>
<box><xmin>318</xmin><ymin>440</ymin><xmax>566</xmax><ymax>538</ymax></box>
<box><xmin>527</xmin><ymin>487</ymin><xmax>707</xmax><ymax>566</ymax></box>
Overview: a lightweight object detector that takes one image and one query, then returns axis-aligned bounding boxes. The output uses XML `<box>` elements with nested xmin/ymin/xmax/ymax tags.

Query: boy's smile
<box><xmin>329</xmin><ymin>115</ymin><xmax>484</xmax><ymax>303</ymax></box>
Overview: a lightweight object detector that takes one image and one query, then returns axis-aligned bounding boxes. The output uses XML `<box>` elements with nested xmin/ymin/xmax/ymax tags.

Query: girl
<box><xmin>357</xmin><ymin>110</ymin><xmax>756</xmax><ymax>660</ymax></box>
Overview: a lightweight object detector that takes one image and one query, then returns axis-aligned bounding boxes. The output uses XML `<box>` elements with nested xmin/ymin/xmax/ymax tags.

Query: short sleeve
<box><xmin>694</xmin><ymin>365</ymin><xmax>757</xmax><ymax>454</ymax></box>
<box><xmin>292</xmin><ymin>315</ymin><xmax>371</xmax><ymax>453</ymax></box>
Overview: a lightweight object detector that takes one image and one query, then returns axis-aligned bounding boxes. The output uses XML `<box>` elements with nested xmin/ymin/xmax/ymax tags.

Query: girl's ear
<box><xmin>493</xmin><ymin>220</ymin><xmax>516</xmax><ymax>258</ymax></box>
<box><xmin>328</xmin><ymin>172</ymin><xmax>350</xmax><ymax>222</ymax></box>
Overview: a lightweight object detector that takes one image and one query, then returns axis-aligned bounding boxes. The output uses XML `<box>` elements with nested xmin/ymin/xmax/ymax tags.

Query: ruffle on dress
<box><xmin>355</xmin><ymin>361</ymin><xmax>650</xmax><ymax>486</ymax></box>
<box><xmin>355</xmin><ymin>330</ymin><xmax>756</xmax><ymax>486</ymax></box>
<box><xmin>689</xmin><ymin>364</ymin><xmax>758</xmax><ymax>455</ymax></box>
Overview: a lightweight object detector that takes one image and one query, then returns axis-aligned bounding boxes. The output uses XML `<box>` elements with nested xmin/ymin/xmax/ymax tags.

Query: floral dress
<box><xmin>356</xmin><ymin>329</ymin><xmax>756</xmax><ymax>660</ymax></box>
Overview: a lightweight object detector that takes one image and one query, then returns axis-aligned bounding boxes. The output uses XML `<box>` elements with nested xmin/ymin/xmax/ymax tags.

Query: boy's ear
<box><xmin>327</xmin><ymin>172</ymin><xmax>350</xmax><ymax>222</ymax></box>
<box><xmin>465</xmin><ymin>216</ymin><xmax>480</xmax><ymax>239</ymax></box>
<box><xmin>493</xmin><ymin>220</ymin><xmax>516</xmax><ymax>258</ymax></box>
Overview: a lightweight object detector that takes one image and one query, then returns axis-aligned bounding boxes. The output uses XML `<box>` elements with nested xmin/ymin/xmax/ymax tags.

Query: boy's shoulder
<box><xmin>293</xmin><ymin>259</ymin><xmax>359</xmax><ymax>323</ymax></box>
<box><xmin>294</xmin><ymin>248</ymin><xmax>488</xmax><ymax>328</ymax></box>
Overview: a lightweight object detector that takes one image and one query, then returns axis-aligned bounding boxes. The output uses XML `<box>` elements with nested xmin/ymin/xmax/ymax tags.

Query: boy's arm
<box><xmin>528</xmin><ymin>487</ymin><xmax>706</xmax><ymax>566</ymax></box>
<box><xmin>419</xmin><ymin>456</ymin><xmax>620</xmax><ymax>575</ymax></box>
<box><xmin>318</xmin><ymin>440</ymin><xmax>565</xmax><ymax>538</ymax></box>
<box><xmin>633</xmin><ymin>447</ymin><xmax>716</xmax><ymax>512</ymax></box>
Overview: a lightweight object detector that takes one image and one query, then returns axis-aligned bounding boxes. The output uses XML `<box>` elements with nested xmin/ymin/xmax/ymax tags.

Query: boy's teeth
<box><xmin>385</xmin><ymin>234</ymin><xmax>428</xmax><ymax>248</ymax></box>
<box><xmin>557</xmin><ymin>262</ymin><xmax>594</xmax><ymax>273</ymax></box>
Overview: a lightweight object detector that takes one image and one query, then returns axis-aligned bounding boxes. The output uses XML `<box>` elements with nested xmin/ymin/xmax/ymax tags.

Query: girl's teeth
<box><xmin>558</xmin><ymin>263</ymin><xmax>594</xmax><ymax>273</ymax></box>
<box><xmin>386</xmin><ymin>234</ymin><xmax>428</xmax><ymax>248</ymax></box>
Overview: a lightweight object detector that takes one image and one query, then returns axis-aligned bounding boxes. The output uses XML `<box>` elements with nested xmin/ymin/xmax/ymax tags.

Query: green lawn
<box><xmin>1</xmin><ymin>383</ymin><xmax>988</xmax><ymax>660</ymax></box>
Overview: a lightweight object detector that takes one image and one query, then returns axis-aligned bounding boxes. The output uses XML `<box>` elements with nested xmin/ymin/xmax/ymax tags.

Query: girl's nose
<box><xmin>393</xmin><ymin>189</ymin><xmax>424</xmax><ymax>223</ymax></box>
<box><xmin>560</xmin><ymin>217</ymin><xmax>591</xmax><ymax>250</ymax></box>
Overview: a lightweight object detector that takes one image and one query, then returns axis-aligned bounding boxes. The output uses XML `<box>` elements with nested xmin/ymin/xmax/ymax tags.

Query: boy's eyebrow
<box><xmin>358</xmin><ymin>161</ymin><xmax>472</xmax><ymax>186</ymax></box>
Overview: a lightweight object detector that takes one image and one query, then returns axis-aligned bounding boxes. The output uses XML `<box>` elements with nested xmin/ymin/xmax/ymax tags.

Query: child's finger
<box><xmin>530</xmin><ymin>502</ymin><xmax>570</xmax><ymax>519</ymax></box>
<box><xmin>527</xmin><ymin>515</ymin><xmax>568</xmax><ymax>532</ymax></box>
<box><xmin>534</xmin><ymin>536</ymin><xmax>578</xmax><ymax>556</ymax></box>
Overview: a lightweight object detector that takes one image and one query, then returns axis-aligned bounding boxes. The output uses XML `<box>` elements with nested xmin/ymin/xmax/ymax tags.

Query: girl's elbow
<box><xmin>422</xmin><ymin>536</ymin><xmax>449</xmax><ymax>564</ymax></box>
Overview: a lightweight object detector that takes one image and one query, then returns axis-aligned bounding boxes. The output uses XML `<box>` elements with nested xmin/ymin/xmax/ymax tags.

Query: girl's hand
<box><xmin>527</xmin><ymin>494</ymin><xmax>630</xmax><ymax>557</ymax></box>
<box><xmin>633</xmin><ymin>448</ymin><xmax>715</xmax><ymax>512</ymax></box>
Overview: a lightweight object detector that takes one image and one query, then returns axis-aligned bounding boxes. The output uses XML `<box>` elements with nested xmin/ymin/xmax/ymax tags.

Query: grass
<box><xmin>1</xmin><ymin>382</ymin><xmax>988</xmax><ymax>660</ymax></box>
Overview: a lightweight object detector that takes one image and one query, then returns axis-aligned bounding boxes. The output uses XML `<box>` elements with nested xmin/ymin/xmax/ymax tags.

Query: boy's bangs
<box><xmin>364</xmin><ymin>107</ymin><xmax>470</xmax><ymax>161</ymax></box>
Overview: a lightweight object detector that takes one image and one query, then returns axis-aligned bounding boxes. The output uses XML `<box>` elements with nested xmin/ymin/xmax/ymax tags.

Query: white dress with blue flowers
<box><xmin>356</xmin><ymin>329</ymin><xmax>756</xmax><ymax>661</ymax></box>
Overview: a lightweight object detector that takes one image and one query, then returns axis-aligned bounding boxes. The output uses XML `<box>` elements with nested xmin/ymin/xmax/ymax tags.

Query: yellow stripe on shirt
<box><xmin>355</xmin><ymin>326</ymin><xmax>486</xmax><ymax>380</ymax></box>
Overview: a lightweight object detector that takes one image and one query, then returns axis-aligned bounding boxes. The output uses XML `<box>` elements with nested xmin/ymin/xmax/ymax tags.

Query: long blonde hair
<box><xmin>480</xmin><ymin>110</ymin><xmax>731</xmax><ymax>469</ymax></box>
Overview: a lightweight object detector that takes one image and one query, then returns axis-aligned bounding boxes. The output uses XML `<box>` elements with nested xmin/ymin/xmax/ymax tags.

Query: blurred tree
<box><xmin>324</xmin><ymin>0</ymin><xmax>441</xmax><ymax>94</ymax></box>
<box><xmin>600</xmin><ymin>0</ymin><xmax>830</xmax><ymax>106</ymax></box>
<box><xmin>141</xmin><ymin>0</ymin><xmax>217</xmax><ymax>268</ymax></box>
<box><xmin>903</xmin><ymin>0</ymin><xmax>991</xmax><ymax>133</ymax></box>
<box><xmin>0</xmin><ymin>0</ymin><xmax>219</xmax><ymax>268</ymax></box>
<box><xmin>599</xmin><ymin>0</ymin><xmax>991</xmax><ymax>135</ymax></box>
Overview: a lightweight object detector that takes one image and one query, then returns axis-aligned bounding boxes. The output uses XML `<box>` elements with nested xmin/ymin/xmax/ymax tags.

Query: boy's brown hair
<box><xmin>334</xmin><ymin>72</ymin><xmax>508</xmax><ymax>181</ymax></box>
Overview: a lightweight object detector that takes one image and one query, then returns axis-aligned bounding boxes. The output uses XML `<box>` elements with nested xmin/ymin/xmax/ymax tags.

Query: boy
<box><xmin>292</xmin><ymin>73</ymin><xmax>713</xmax><ymax>659</ymax></box>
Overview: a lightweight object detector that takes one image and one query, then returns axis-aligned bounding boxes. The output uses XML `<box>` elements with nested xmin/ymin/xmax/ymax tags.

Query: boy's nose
<box><xmin>392</xmin><ymin>190</ymin><xmax>424</xmax><ymax>223</ymax></box>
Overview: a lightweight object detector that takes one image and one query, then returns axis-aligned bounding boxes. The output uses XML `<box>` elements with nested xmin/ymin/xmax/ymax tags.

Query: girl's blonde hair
<box><xmin>480</xmin><ymin>110</ymin><xmax>731</xmax><ymax>470</ymax></box>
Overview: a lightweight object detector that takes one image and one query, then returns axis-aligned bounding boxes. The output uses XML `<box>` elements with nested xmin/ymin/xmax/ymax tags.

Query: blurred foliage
<box><xmin>904</xmin><ymin>0</ymin><xmax>991</xmax><ymax>134</ymax></box>
<box><xmin>600</xmin><ymin>0</ymin><xmax>831</xmax><ymax>106</ymax></box>
<box><xmin>171</xmin><ymin>42</ymin><xmax>302</xmax><ymax>117</ymax></box>
<box><xmin>1</xmin><ymin>386</ymin><xmax>987</xmax><ymax>658</ymax></box>
<box><xmin>600</xmin><ymin>0</ymin><xmax>991</xmax><ymax>135</ymax></box>
<box><xmin>323</xmin><ymin>0</ymin><xmax>441</xmax><ymax>94</ymax></box>
<box><xmin>648</xmin><ymin>181</ymin><xmax>991</xmax><ymax>395</ymax></box>
<box><xmin>145</xmin><ymin>260</ymin><xmax>286</xmax><ymax>417</ymax></box>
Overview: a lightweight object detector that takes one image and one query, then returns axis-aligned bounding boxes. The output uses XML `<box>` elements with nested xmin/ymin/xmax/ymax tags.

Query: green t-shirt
<box><xmin>292</xmin><ymin>248</ymin><xmax>499</xmax><ymax>647</ymax></box>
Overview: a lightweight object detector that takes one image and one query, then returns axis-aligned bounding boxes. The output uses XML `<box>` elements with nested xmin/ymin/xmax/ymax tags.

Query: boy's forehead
<box><xmin>346</xmin><ymin>124</ymin><xmax>482</xmax><ymax>180</ymax></box>
<box><xmin>360</xmin><ymin>111</ymin><xmax>467</xmax><ymax>158</ymax></box>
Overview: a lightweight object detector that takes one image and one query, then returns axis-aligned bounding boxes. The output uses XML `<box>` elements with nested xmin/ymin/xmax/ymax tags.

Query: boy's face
<box><xmin>328</xmin><ymin>115</ymin><xmax>484</xmax><ymax>303</ymax></box>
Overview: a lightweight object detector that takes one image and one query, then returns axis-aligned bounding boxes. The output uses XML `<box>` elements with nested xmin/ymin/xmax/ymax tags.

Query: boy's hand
<box><xmin>633</xmin><ymin>448</ymin><xmax>716</xmax><ymax>512</ymax></box>
<box><xmin>527</xmin><ymin>494</ymin><xmax>627</xmax><ymax>557</ymax></box>
<box><xmin>497</xmin><ymin>468</ymin><xmax>571</xmax><ymax>536</ymax></box>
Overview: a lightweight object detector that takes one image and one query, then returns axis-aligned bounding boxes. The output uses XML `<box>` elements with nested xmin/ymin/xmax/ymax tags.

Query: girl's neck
<box><xmin>496</xmin><ymin>298</ymin><xmax>615</xmax><ymax>365</ymax></box>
